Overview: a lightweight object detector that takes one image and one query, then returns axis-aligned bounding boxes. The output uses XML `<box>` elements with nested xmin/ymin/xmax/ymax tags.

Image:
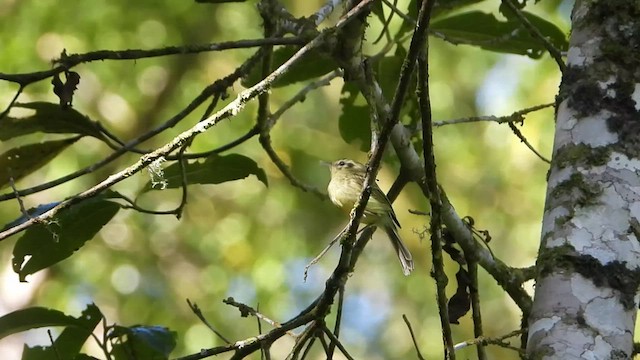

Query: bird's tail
<box><xmin>384</xmin><ymin>224</ymin><xmax>414</xmax><ymax>276</ymax></box>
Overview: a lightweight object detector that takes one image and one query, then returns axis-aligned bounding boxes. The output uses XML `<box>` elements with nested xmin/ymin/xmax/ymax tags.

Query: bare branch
<box><xmin>0</xmin><ymin>37</ymin><xmax>306</xmax><ymax>86</ymax></box>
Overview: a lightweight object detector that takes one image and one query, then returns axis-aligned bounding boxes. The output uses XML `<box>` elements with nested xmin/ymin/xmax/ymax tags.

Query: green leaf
<box><xmin>0</xmin><ymin>137</ymin><xmax>80</xmax><ymax>190</ymax></box>
<box><xmin>241</xmin><ymin>47</ymin><xmax>338</xmax><ymax>88</ymax></box>
<box><xmin>12</xmin><ymin>199</ymin><xmax>120</xmax><ymax>282</ymax></box>
<box><xmin>396</xmin><ymin>0</ymin><xmax>487</xmax><ymax>40</ymax></box>
<box><xmin>0</xmin><ymin>307</ymin><xmax>78</xmax><ymax>340</ymax></box>
<box><xmin>430</xmin><ymin>11</ymin><xmax>568</xmax><ymax>57</ymax></box>
<box><xmin>110</xmin><ymin>325</ymin><xmax>176</xmax><ymax>360</ymax></box>
<box><xmin>20</xmin><ymin>304</ymin><xmax>103</xmax><ymax>360</ymax></box>
<box><xmin>371</xmin><ymin>0</ymin><xmax>386</xmax><ymax>24</ymax></box>
<box><xmin>0</xmin><ymin>102</ymin><xmax>102</xmax><ymax>140</ymax></box>
<box><xmin>338</xmin><ymin>83</ymin><xmax>370</xmax><ymax>152</ymax></box>
<box><xmin>196</xmin><ymin>0</ymin><xmax>247</xmax><ymax>2</ymax></box>
<box><xmin>433</xmin><ymin>0</ymin><xmax>488</xmax><ymax>18</ymax></box>
<box><xmin>143</xmin><ymin>153</ymin><xmax>268</xmax><ymax>192</ymax></box>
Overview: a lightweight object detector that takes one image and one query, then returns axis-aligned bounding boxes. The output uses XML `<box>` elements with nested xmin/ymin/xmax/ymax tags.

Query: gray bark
<box><xmin>527</xmin><ymin>1</ymin><xmax>640</xmax><ymax>359</ymax></box>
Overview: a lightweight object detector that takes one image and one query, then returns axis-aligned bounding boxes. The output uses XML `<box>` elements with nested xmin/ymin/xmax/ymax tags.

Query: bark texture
<box><xmin>527</xmin><ymin>1</ymin><xmax>640</xmax><ymax>359</ymax></box>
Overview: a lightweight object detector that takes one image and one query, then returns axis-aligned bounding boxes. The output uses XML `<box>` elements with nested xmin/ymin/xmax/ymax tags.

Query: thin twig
<box><xmin>299</xmin><ymin>336</ymin><xmax>317</xmax><ymax>360</ymax></box>
<box><xmin>223</xmin><ymin>297</ymin><xmax>296</xmax><ymax>337</ymax></box>
<box><xmin>321</xmin><ymin>325</ymin><xmax>355</xmax><ymax>360</ymax></box>
<box><xmin>304</xmin><ymin>228</ymin><xmax>344</xmax><ymax>281</ymax></box>
<box><xmin>382</xmin><ymin>0</ymin><xmax>416</xmax><ymax>24</ymax></box>
<box><xmin>0</xmin><ymin>37</ymin><xmax>306</xmax><ymax>86</ymax></box>
<box><xmin>402</xmin><ymin>315</ymin><xmax>426</xmax><ymax>360</ymax></box>
<box><xmin>0</xmin><ymin>50</ymin><xmax>264</xmax><ymax>203</ymax></box>
<box><xmin>326</xmin><ymin>286</ymin><xmax>345</xmax><ymax>359</ymax></box>
<box><xmin>0</xmin><ymin>85</ymin><xmax>24</xmax><ymax>120</ymax></box>
<box><xmin>186</xmin><ymin>299</ymin><xmax>232</xmax><ymax>344</ymax></box>
<box><xmin>257</xmin><ymin>303</ymin><xmax>265</xmax><ymax>360</ymax></box>
<box><xmin>501</xmin><ymin>0</ymin><xmax>566</xmax><ymax>71</ymax></box>
<box><xmin>413</xmin><ymin>0</ymin><xmax>456</xmax><ymax>357</ymax></box>
<box><xmin>259</xmin><ymin>133</ymin><xmax>325</xmax><ymax>198</ymax></box>
<box><xmin>286</xmin><ymin>322</ymin><xmax>316</xmax><ymax>360</ymax></box>
<box><xmin>454</xmin><ymin>329</ymin><xmax>526</xmax><ymax>357</ymax></box>
<box><xmin>47</xmin><ymin>330</ymin><xmax>62</xmax><ymax>360</ymax></box>
<box><xmin>267</xmin><ymin>70</ymin><xmax>342</xmax><ymax>128</ymax></box>
<box><xmin>433</xmin><ymin>102</ymin><xmax>554</xmax><ymax>127</ymax></box>
<box><xmin>174</xmin><ymin>140</ymin><xmax>192</xmax><ymax>219</ymax></box>
<box><xmin>508</xmin><ymin>122</ymin><xmax>551</xmax><ymax>163</ymax></box>
<box><xmin>8</xmin><ymin>173</ymin><xmax>28</xmax><ymax>218</ymax></box>
<box><xmin>466</xmin><ymin>257</ymin><xmax>487</xmax><ymax>360</ymax></box>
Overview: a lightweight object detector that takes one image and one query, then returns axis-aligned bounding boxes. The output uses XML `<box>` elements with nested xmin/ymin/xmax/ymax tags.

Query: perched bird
<box><xmin>326</xmin><ymin>159</ymin><xmax>414</xmax><ymax>275</ymax></box>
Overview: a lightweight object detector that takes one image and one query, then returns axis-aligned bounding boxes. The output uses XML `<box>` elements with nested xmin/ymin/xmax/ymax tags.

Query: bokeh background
<box><xmin>0</xmin><ymin>0</ymin><xmax>571</xmax><ymax>358</ymax></box>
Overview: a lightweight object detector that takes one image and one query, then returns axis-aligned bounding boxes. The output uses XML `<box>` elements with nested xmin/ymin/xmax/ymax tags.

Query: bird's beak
<box><xmin>320</xmin><ymin>160</ymin><xmax>332</xmax><ymax>168</ymax></box>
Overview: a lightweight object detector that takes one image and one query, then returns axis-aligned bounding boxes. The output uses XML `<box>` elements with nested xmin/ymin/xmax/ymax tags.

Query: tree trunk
<box><xmin>527</xmin><ymin>1</ymin><xmax>640</xmax><ymax>359</ymax></box>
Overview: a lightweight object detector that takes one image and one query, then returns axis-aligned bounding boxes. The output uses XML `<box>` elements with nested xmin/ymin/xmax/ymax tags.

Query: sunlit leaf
<box><xmin>142</xmin><ymin>153</ymin><xmax>268</xmax><ymax>192</ymax></box>
<box><xmin>242</xmin><ymin>47</ymin><xmax>338</xmax><ymax>88</ymax></box>
<box><xmin>430</xmin><ymin>11</ymin><xmax>568</xmax><ymax>57</ymax></box>
<box><xmin>0</xmin><ymin>102</ymin><xmax>102</xmax><ymax>140</ymax></box>
<box><xmin>110</xmin><ymin>325</ymin><xmax>177</xmax><ymax>360</ymax></box>
<box><xmin>0</xmin><ymin>137</ymin><xmax>80</xmax><ymax>189</ymax></box>
<box><xmin>12</xmin><ymin>199</ymin><xmax>120</xmax><ymax>282</ymax></box>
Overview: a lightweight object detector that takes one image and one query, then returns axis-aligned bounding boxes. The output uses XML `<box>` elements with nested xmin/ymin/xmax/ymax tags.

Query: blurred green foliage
<box><xmin>0</xmin><ymin>0</ymin><xmax>570</xmax><ymax>358</ymax></box>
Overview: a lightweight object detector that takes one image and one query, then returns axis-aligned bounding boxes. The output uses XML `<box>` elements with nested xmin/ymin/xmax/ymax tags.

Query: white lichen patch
<box><xmin>571</xmin><ymin>111</ymin><xmax>618</xmax><ymax>146</ymax></box>
<box><xmin>567</xmin><ymin>46</ymin><xmax>586</xmax><ymax>66</ymax></box>
<box><xmin>608</xmin><ymin>152</ymin><xmax>640</xmax><ymax>171</ymax></box>
<box><xmin>584</xmin><ymin>296</ymin><xmax>630</xmax><ymax>335</ymax></box>
<box><xmin>528</xmin><ymin>315</ymin><xmax>561</xmax><ymax>335</ymax></box>
<box><xmin>567</xmin><ymin>186</ymin><xmax>640</xmax><ymax>266</ymax></box>
<box><xmin>632</xmin><ymin>83</ymin><xmax>640</xmax><ymax>111</ymax></box>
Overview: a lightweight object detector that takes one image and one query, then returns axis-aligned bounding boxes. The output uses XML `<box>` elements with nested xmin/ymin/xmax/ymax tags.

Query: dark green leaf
<box><xmin>143</xmin><ymin>153</ymin><xmax>268</xmax><ymax>192</ymax></box>
<box><xmin>0</xmin><ymin>102</ymin><xmax>102</xmax><ymax>140</ymax></box>
<box><xmin>338</xmin><ymin>83</ymin><xmax>370</xmax><ymax>151</ymax></box>
<box><xmin>241</xmin><ymin>47</ymin><xmax>338</xmax><ymax>88</ymax></box>
<box><xmin>377</xmin><ymin>45</ymin><xmax>409</xmax><ymax>100</ymax></box>
<box><xmin>396</xmin><ymin>0</ymin><xmax>419</xmax><ymax>40</ymax></box>
<box><xmin>196</xmin><ymin>0</ymin><xmax>246</xmax><ymax>2</ymax></box>
<box><xmin>51</xmin><ymin>71</ymin><xmax>81</xmax><ymax>107</ymax></box>
<box><xmin>110</xmin><ymin>325</ymin><xmax>176</xmax><ymax>360</ymax></box>
<box><xmin>20</xmin><ymin>304</ymin><xmax>103</xmax><ymax>360</ymax></box>
<box><xmin>433</xmin><ymin>0</ymin><xmax>487</xmax><ymax>18</ymax></box>
<box><xmin>396</xmin><ymin>0</ymin><xmax>488</xmax><ymax>40</ymax></box>
<box><xmin>0</xmin><ymin>137</ymin><xmax>80</xmax><ymax>190</ymax></box>
<box><xmin>0</xmin><ymin>307</ymin><xmax>78</xmax><ymax>340</ymax></box>
<box><xmin>49</xmin><ymin>304</ymin><xmax>103</xmax><ymax>358</ymax></box>
<box><xmin>430</xmin><ymin>11</ymin><xmax>568</xmax><ymax>57</ymax></box>
<box><xmin>371</xmin><ymin>0</ymin><xmax>386</xmax><ymax>24</ymax></box>
<box><xmin>12</xmin><ymin>199</ymin><xmax>120</xmax><ymax>282</ymax></box>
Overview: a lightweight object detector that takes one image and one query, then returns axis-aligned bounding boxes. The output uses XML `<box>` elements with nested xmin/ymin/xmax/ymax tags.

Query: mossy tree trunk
<box><xmin>527</xmin><ymin>1</ymin><xmax>640</xmax><ymax>358</ymax></box>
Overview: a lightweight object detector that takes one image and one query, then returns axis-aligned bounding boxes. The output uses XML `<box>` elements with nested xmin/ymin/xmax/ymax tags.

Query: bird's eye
<box><xmin>338</xmin><ymin>160</ymin><xmax>345</xmax><ymax>166</ymax></box>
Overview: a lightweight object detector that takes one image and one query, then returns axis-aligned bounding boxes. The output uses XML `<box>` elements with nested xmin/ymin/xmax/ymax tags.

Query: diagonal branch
<box><xmin>0</xmin><ymin>0</ymin><xmax>376</xmax><ymax>242</ymax></box>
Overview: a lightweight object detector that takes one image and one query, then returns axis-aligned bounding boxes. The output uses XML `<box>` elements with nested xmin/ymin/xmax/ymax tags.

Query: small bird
<box><xmin>326</xmin><ymin>159</ymin><xmax>414</xmax><ymax>275</ymax></box>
